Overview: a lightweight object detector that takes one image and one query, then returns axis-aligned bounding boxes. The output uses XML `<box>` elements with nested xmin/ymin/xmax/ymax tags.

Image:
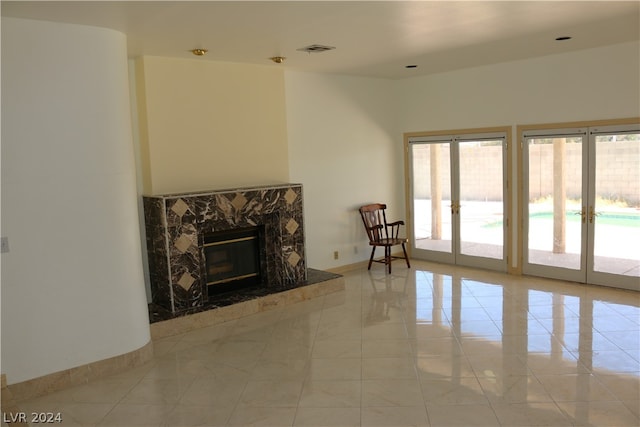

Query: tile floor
<box><xmin>10</xmin><ymin>261</ymin><xmax>640</xmax><ymax>426</ymax></box>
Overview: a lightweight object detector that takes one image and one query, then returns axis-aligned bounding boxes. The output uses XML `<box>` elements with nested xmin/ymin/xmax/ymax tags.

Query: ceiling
<box><xmin>2</xmin><ymin>1</ymin><xmax>639</xmax><ymax>79</ymax></box>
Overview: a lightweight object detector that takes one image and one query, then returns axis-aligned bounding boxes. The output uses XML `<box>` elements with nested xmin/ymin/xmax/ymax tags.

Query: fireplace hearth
<box><xmin>143</xmin><ymin>184</ymin><xmax>308</xmax><ymax>317</ymax></box>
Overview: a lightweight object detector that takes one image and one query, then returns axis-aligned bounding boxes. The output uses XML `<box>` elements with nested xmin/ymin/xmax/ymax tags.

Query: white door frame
<box><xmin>408</xmin><ymin>131</ymin><xmax>508</xmax><ymax>271</ymax></box>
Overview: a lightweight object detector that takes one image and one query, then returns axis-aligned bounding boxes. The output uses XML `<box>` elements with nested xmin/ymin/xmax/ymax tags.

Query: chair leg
<box><xmin>386</xmin><ymin>246</ymin><xmax>392</xmax><ymax>274</ymax></box>
<box><xmin>368</xmin><ymin>247</ymin><xmax>376</xmax><ymax>270</ymax></box>
<box><xmin>402</xmin><ymin>243</ymin><xmax>410</xmax><ymax>268</ymax></box>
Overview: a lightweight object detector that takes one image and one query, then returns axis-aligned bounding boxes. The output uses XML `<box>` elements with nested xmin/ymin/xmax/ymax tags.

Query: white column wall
<box><xmin>1</xmin><ymin>18</ymin><xmax>150</xmax><ymax>383</ymax></box>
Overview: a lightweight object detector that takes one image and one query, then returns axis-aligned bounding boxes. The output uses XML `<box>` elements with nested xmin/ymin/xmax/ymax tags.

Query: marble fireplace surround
<box><xmin>144</xmin><ymin>183</ymin><xmax>339</xmax><ymax>322</ymax></box>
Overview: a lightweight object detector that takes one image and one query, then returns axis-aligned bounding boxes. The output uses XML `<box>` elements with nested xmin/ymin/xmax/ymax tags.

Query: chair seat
<box><xmin>369</xmin><ymin>238</ymin><xmax>408</xmax><ymax>246</ymax></box>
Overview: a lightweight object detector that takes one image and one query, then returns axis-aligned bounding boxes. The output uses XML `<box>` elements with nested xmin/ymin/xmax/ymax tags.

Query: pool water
<box><xmin>483</xmin><ymin>211</ymin><xmax>640</xmax><ymax>228</ymax></box>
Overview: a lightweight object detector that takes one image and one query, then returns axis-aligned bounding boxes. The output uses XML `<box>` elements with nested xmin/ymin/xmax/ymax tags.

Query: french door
<box><xmin>408</xmin><ymin>131</ymin><xmax>508</xmax><ymax>271</ymax></box>
<box><xmin>523</xmin><ymin>124</ymin><xmax>640</xmax><ymax>291</ymax></box>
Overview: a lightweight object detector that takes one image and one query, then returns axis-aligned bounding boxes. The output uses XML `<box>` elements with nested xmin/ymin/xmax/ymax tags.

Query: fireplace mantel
<box><xmin>143</xmin><ymin>183</ymin><xmax>307</xmax><ymax>316</ymax></box>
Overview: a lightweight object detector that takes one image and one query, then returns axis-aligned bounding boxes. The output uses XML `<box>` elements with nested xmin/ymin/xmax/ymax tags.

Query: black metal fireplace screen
<box><xmin>203</xmin><ymin>226</ymin><xmax>264</xmax><ymax>296</ymax></box>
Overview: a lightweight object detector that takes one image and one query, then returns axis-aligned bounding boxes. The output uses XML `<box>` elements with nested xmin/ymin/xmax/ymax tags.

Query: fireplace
<box><xmin>143</xmin><ymin>184</ymin><xmax>307</xmax><ymax>316</ymax></box>
<box><xmin>203</xmin><ymin>226</ymin><xmax>264</xmax><ymax>297</ymax></box>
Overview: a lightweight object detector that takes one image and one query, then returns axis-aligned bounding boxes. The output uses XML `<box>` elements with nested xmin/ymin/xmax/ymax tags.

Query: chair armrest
<box><xmin>387</xmin><ymin>220</ymin><xmax>405</xmax><ymax>227</ymax></box>
<box><xmin>386</xmin><ymin>221</ymin><xmax>405</xmax><ymax>239</ymax></box>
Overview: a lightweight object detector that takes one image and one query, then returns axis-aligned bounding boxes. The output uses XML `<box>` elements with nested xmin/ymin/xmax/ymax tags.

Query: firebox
<box><xmin>203</xmin><ymin>226</ymin><xmax>264</xmax><ymax>297</ymax></box>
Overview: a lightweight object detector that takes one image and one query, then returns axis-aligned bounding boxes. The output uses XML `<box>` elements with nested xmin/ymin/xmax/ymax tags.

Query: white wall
<box><xmin>1</xmin><ymin>18</ymin><xmax>150</xmax><ymax>384</ymax></box>
<box><xmin>396</xmin><ymin>41</ymin><xmax>640</xmax><ymax>132</ymax></box>
<box><xmin>285</xmin><ymin>72</ymin><xmax>402</xmax><ymax>270</ymax></box>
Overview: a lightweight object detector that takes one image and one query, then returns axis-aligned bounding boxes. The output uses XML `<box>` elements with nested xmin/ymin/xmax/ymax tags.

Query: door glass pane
<box><xmin>458</xmin><ymin>139</ymin><xmax>504</xmax><ymax>259</ymax></box>
<box><xmin>527</xmin><ymin>137</ymin><xmax>583</xmax><ymax>270</ymax></box>
<box><xmin>412</xmin><ymin>143</ymin><xmax>452</xmax><ymax>253</ymax></box>
<box><xmin>592</xmin><ymin>133</ymin><xmax>640</xmax><ymax>276</ymax></box>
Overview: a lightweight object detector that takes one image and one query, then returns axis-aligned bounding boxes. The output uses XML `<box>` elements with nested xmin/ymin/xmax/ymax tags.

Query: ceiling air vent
<box><xmin>297</xmin><ymin>44</ymin><xmax>336</xmax><ymax>53</ymax></box>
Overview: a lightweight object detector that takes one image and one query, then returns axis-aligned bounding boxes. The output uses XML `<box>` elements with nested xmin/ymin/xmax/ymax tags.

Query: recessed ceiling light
<box><xmin>191</xmin><ymin>48</ymin><xmax>208</xmax><ymax>56</ymax></box>
<box><xmin>270</xmin><ymin>56</ymin><xmax>286</xmax><ymax>64</ymax></box>
<box><xmin>555</xmin><ymin>36</ymin><xmax>572</xmax><ymax>41</ymax></box>
<box><xmin>405</xmin><ymin>65</ymin><xmax>418</xmax><ymax>69</ymax></box>
<box><xmin>296</xmin><ymin>44</ymin><xmax>336</xmax><ymax>53</ymax></box>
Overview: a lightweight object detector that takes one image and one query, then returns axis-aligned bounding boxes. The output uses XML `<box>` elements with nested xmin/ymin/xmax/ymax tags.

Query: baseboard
<box><xmin>326</xmin><ymin>260</ymin><xmax>370</xmax><ymax>274</ymax></box>
<box><xmin>6</xmin><ymin>340</ymin><xmax>154</xmax><ymax>402</ymax></box>
<box><xmin>327</xmin><ymin>253</ymin><xmax>410</xmax><ymax>275</ymax></box>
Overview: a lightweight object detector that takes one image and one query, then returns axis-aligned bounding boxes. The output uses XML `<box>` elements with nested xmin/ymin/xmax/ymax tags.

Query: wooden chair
<box><xmin>359</xmin><ymin>203</ymin><xmax>411</xmax><ymax>273</ymax></box>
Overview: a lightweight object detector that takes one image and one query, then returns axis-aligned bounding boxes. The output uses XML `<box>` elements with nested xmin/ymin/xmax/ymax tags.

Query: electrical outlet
<box><xmin>1</xmin><ymin>237</ymin><xmax>9</xmax><ymax>253</ymax></box>
<box><xmin>333</xmin><ymin>250</ymin><xmax>339</xmax><ymax>260</ymax></box>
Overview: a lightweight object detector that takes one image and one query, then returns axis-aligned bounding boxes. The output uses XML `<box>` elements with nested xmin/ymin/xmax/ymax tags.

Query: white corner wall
<box><xmin>1</xmin><ymin>18</ymin><xmax>150</xmax><ymax>384</ymax></box>
<box><xmin>285</xmin><ymin>72</ymin><xmax>401</xmax><ymax>269</ymax></box>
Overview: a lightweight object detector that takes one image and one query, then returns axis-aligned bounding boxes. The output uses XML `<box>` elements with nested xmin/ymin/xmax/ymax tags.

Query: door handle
<box><xmin>588</xmin><ymin>206</ymin><xmax>600</xmax><ymax>223</ymax></box>
<box><xmin>572</xmin><ymin>206</ymin><xmax>586</xmax><ymax>223</ymax></box>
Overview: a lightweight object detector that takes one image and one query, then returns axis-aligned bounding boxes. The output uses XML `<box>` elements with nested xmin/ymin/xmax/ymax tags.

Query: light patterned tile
<box><xmin>362</xmin><ymin>339</ymin><xmax>413</xmax><ymax>358</ymax></box>
<box><xmin>239</xmin><ymin>380</ymin><xmax>304</xmax><ymax>407</ymax></box>
<box><xmin>165</xmin><ymin>404</ymin><xmax>234</xmax><ymax>427</ymax></box>
<box><xmin>250</xmin><ymin>359</ymin><xmax>308</xmax><ymax>381</ymax></box>
<box><xmin>556</xmin><ymin>401</ymin><xmax>640</xmax><ymax>427</ymax></box>
<box><xmin>362</xmin><ymin>379</ymin><xmax>423</xmax><ymax>407</ymax></box>
<box><xmin>415</xmin><ymin>354</ymin><xmax>477</xmax><ymax>379</ymax></box>
<box><xmin>293</xmin><ymin>407</ymin><xmax>360</xmax><ymax>426</ymax></box>
<box><xmin>492</xmin><ymin>402</ymin><xmax>573</xmax><ymax>426</ymax></box>
<box><xmin>227</xmin><ymin>406</ymin><xmax>297</xmax><ymax>426</ymax></box>
<box><xmin>13</xmin><ymin>262</ymin><xmax>640</xmax><ymax>427</ymax></box>
<box><xmin>97</xmin><ymin>403</ymin><xmax>171</xmax><ymax>426</ymax></box>
<box><xmin>361</xmin><ymin>406</ymin><xmax>429</xmax><ymax>426</ymax></box>
<box><xmin>299</xmin><ymin>380</ymin><xmax>361</xmax><ymax>408</ymax></box>
<box><xmin>426</xmin><ymin>403</ymin><xmax>499</xmax><ymax>426</ymax></box>
<box><xmin>121</xmin><ymin>377</ymin><xmax>194</xmax><ymax>405</ymax></box>
<box><xmin>306</xmin><ymin>358</ymin><xmax>361</xmax><ymax>381</ymax></box>
<box><xmin>419</xmin><ymin>378</ymin><xmax>488</xmax><ymax>405</ymax></box>
<box><xmin>311</xmin><ymin>340</ymin><xmax>362</xmax><ymax>359</ymax></box>
<box><xmin>179</xmin><ymin>377</ymin><xmax>246</xmax><ymax>407</ymax></box>
<box><xmin>362</xmin><ymin>358</ymin><xmax>418</xmax><ymax>380</ymax></box>
<box><xmin>595</xmin><ymin>373</ymin><xmax>640</xmax><ymax>402</ymax></box>
<box><xmin>477</xmin><ymin>375</ymin><xmax>554</xmax><ymax>404</ymax></box>
<box><xmin>536</xmin><ymin>373</ymin><xmax>618</xmax><ymax>402</ymax></box>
